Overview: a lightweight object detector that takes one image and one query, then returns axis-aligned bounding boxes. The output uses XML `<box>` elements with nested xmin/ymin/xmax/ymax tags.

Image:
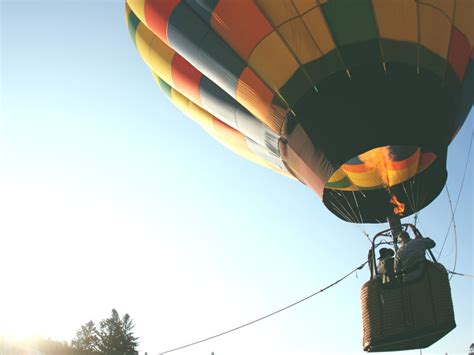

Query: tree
<box><xmin>71</xmin><ymin>310</ymin><xmax>139</xmax><ymax>355</ymax></box>
<box><xmin>96</xmin><ymin>309</ymin><xmax>139</xmax><ymax>355</ymax></box>
<box><xmin>71</xmin><ymin>320</ymin><xmax>99</xmax><ymax>353</ymax></box>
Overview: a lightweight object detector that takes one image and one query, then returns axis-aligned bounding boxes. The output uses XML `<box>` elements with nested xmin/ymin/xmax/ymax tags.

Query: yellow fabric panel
<box><xmin>344</xmin><ymin>168</ymin><xmax>414</xmax><ymax>189</ymax></box>
<box><xmin>372</xmin><ymin>0</ymin><xmax>417</xmax><ymax>42</ymax></box>
<box><xmin>419</xmin><ymin>1</ymin><xmax>454</xmax><ymax>58</ymax></box>
<box><xmin>385</xmin><ymin>168</ymin><xmax>410</xmax><ymax>186</ymax></box>
<box><xmin>170</xmin><ymin>89</ymin><xmax>214</xmax><ymax>133</ymax></box>
<box><xmin>301</xmin><ymin>7</ymin><xmax>336</xmax><ymax>54</ymax></box>
<box><xmin>136</xmin><ymin>22</ymin><xmax>174</xmax><ymax>85</ymax></box>
<box><xmin>278</xmin><ymin>17</ymin><xmax>323</xmax><ymax>64</ymax></box>
<box><xmin>343</xmin><ymin>170</ymin><xmax>384</xmax><ymax>189</ymax></box>
<box><xmin>150</xmin><ymin>74</ymin><xmax>292</xmax><ymax>178</ymax></box>
<box><xmin>149</xmin><ymin>34</ymin><xmax>175</xmax><ymax>84</ymax></box>
<box><xmin>455</xmin><ymin>0</ymin><xmax>474</xmax><ymax>45</ymax></box>
<box><xmin>419</xmin><ymin>0</ymin><xmax>455</xmax><ymax>18</ymax></box>
<box><xmin>327</xmin><ymin>167</ymin><xmax>348</xmax><ymax>182</ymax></box>
<box><xmin>135</xmin><ymin>22</ymin><xmax>157</xmax><ymax>70</ymax></box>
<box><xmin>249</xmin><ymin>32</ymin><xmax>299</xmax><ymax>90</ymax></box>
<box><xmin>151</xmin><ymin>72</ymin><xmax>213</xmax><ymax>132</ymax></box>
<box><xmin>292</xmin><ymin>0</ymin><xmax>316</xmax><ymax>14</ymax></box>
<box><xmin>126</xmin><ymin>0</ymin><xmax>146</xmax><ymax>25</ymax></box>
<box><xmin>215</xmin><ymin>135</ymin><xmax>289</xmax><ymax>177</ymax></box>
<box><xmin>255</xmin><ymin>0</ymin><xmax>299</xmax><ymax>27</ymax></box>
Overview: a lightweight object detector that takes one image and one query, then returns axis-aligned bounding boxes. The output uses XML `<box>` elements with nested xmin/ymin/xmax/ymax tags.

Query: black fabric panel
<box><xmin>305</xmin><ymin>50</ymin><xmax>344</xmax><ymax>84</ymax></box>
<box><xmin>183</xmin><ymin>0</ymin><xmax>218</xmax><ymax>23</ymax></box>
<box><xmin>279</xmin><ymin>68</ymin><xmax>313</xmax><ymax>107</ymax></box>
<box><xmin>285</xmin><ymin>62</ymin><xmax>459</xmax><ymax>222</ymax></box>
<box><xmin>293</xmin><ymin>63</ymin><xmax>455</xmax><ymax>167</ymax></box>
<box><xmin>419</xmin><ymin>46</ymin><xmax>448</xmax><ymax>80</ymax></box>
<box><xmin>339</xmin><ymin>39</ymin><xmax>382</xmax><ymax>68</ymax></box>
<box><xmin>381</xmin><ymin>40</ymin><xmax>417</xmax><ymax>66</ymax></box>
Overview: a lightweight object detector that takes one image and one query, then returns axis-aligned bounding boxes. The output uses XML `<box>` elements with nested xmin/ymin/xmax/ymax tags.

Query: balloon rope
<box><xmin>158</xmin><ymin>261</ymin><xmax>367</xmax><ymax>354</ymax></box>
<box><xmin>437</xmin><ymin>132</ymin><xmax>472</xmax><ymax>260</ymax></box>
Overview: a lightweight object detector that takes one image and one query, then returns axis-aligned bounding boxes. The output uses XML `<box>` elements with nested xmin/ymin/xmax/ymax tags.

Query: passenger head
<box><xmin>378</xmin><ymin>248</ymin><xmax>395</xmax><ymax>259</ymax></box>
<box><xmin>397</xmin><ymin>231</ymin><xmax>411</xmax><ymax>245</ymax></box>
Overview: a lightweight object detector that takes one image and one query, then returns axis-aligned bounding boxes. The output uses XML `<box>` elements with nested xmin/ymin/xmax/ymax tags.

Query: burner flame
<box><xmin>390</xmin><ymin>194</ymin><xmax>405</xmax><ymax>216</ymax></box>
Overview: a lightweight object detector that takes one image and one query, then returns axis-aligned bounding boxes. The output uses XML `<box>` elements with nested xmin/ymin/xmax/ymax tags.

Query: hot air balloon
<box><xmin>125</xmin><ymin>0</ymin><xmax>472</xmax><ymax>351</ymax></box>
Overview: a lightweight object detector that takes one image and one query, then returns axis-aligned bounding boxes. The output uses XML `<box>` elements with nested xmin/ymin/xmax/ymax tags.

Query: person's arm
<box><xmin>423</xmin><ymin>238</ymin><xmax>436</xmax><ymax>249</ymax></box>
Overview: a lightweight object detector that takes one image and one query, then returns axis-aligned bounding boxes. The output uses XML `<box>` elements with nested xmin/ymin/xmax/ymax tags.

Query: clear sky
<box><xmin>0</xmin><ymin>1</ymin><xmax>472</xmax><ymax>355</ymax></box>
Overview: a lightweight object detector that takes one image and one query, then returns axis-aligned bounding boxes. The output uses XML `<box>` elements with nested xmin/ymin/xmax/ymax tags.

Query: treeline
<box><xmin>0</xmin><ymin>309</ymin><xmax>139</xmax><ymax>355</ymax></box>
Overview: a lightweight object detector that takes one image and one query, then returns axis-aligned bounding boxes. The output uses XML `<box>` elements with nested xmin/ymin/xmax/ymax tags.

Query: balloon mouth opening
<box><xmin>324</xmin><ymin>145</ymin><xmax>437</xmax><ymax>192</ymax></box>
<box><xmin>322</xmin><ymin>146</ymin><xmax>445</xmax><ymax>224</ymax></box>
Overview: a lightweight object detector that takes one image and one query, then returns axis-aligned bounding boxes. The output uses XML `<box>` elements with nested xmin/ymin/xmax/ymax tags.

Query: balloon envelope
<box><xmin>126</xmin><ymin>0</ymin><xmax>473</xmax><ymax>223</ymax></box>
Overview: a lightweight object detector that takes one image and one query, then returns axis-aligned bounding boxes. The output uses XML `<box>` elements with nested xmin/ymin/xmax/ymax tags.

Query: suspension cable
<box><xmin>159</xmin><ymin>261</ymin><xmax>367</xmax><ymax>354</ymax></box>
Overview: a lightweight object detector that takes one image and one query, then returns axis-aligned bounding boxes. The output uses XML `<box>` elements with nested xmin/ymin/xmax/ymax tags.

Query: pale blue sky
<box><xmin>1</xmin><ymin>1</ymin><xmax>472</xmax><ymax>354</ymax></box>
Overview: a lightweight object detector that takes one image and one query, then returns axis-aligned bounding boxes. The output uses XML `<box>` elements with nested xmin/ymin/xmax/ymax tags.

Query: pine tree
<box><xmin>96</xmin><ymin>309</ymin><xmax>139</xmax><ymax>355</ymax></box>
<box><xmin>71</xmin><ymin>320</ymin><xmax>99</xmax><ymax>353</ymax></box>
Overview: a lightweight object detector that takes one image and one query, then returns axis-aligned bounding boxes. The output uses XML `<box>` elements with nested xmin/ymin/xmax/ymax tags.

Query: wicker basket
<box><xmin>361</xmin><ymin>262</ymin><xmax>455</xmax><ymax>352</ymax></box>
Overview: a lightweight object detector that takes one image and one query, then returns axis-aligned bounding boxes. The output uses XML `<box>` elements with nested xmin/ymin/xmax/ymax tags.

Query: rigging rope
<box><xmin>437</xmin><ymin>132</ymin><xmax>473</xmax><ymax>259</ymax></box>
<box><xmin>159</xmin><ymin>261</ymin><xmax>367</xmax><ymax>354</ymax></box>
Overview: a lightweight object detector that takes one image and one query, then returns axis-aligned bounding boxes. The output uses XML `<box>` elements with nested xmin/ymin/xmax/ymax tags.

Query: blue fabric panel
<box><xmin>167</xmin><ymin>2</ymin><xmax>246</xmax><ymax>97</ymax></box>
<box><xmin>199</xmin><ymin>76</ymin><xmax>281</xmax><ymax>156</ymax></box>
<box><xmin>184</xmin><ymin>0</ymin><xmax>218</xmax><ymax>23</ymax></box>
<box><xmin>127</xmin><ymin>8</ymin><xmax>141</xmax><ymax>49</ymax></box>
<box><xmin>245</xmin><ymin>137</ymin><xmax>286</xmax><ymax>170</ymax></box>
<box><xmin>199</xmin><ymin>76</ymin><xmax>238</xmax><ymax>128</ymax></box>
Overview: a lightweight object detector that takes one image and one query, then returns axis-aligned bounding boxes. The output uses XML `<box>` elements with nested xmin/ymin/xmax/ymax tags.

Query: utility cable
<box><xmin>159</xmin><ymin>261</ymin><xmax>368</xmax><ymax>354</ymax></box>
<box><xmin>447</xmin><ymin>270</ymin><xmax>474</xmax><ymax>278</ymax></box>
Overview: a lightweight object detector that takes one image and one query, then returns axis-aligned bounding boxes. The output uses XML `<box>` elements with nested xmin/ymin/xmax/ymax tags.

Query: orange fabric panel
<box><xmin>454</xmin><ymin>0</ymin><xmax>474</xmax><ymax>45</ymax></box>
<box><xmin>212</xmin><ymin>117</ymin><xmax>247</xmax><ymax>150</ymax></box>
<box><xmin>211</xmin><ymin>0</ymin><xmax>273</xmax><ymax>61</ymax></box>
<box><xmin>419</xmin><ymin>0</ymin><xmax>454</xmax><ymax>58</ymax></box>
<box><xmin>236</xmin><ymin>68</ymin><xmax>276</xmax><ymax>132</ymax></box>
<box><xmin>255</xmin><ymin>0</ymin><xmax>299</xmax><ymax>27</ymax></box>
<box><xmin>301</xmin><ymin>7</ymin><xmax>336</xmax><ymax>54</ymax></box>
<box><xmin>249</xmin><ymin>31</ymin><xmax>299</xmax><ymax>90</ymax></box>
<box><xmin>292</xmin><ymin>0</ymin><xmax>316</xmax><ymax>14</ymax></box>
<box><xmin>278</xmin><ymin>17</ymin><xmax>323</xmax><ymax>64</ymax></box>
<box><xmin>372</xmin><ymin>0</ymin><xmax>417</xmax><ymax>42</ymax></box>
<box><xmin>171</xmin><ymin>54</ymin><xmax>202</xmax><ymax>104</ymax></box>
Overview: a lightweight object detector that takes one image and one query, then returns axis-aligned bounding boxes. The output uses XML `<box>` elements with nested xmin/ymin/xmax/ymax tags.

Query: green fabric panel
<box><xmin>325</xmin><ymin>176</ymin><xmax>353</xmax><ymax>189</ymax></box>
<box><xmin>322</xmin><ymin>0</ymin><xmax>378</xmax><ymax>46</ymax></box>
<box><xmin>278</xmin><ymin>68</ymin><xmax>313</xmax><ymax>108</ymax></box>
<box><xmin>340</xmin><ymin>39</ymin><xmax>381</xmax><ymax>68</ymax></box>
<box><xmin>419</xmin><ymin>46</ymin><xmax>448</xmax><ymax>81</ymax></box>
<box><xmin>305</xmin><ymin>50</ymin><xmax>344</xmax><ymax>84</ymax></box>
<box><xmin>158</xmin><ymin>78</ymin><xmax>172</xmax><ymax>98</ymax></box>
<box><xmin>127</xmin><ymin>8</ymin><xmax>141</xmax><ymax>49</ymax></box>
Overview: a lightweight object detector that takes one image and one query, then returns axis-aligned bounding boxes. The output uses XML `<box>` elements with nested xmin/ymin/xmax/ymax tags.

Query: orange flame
<box><xmin>358</xmin><ymin>147</ymin><xmax>393</xmax><ymax>188</ymax></box>
<box><xmin>390</xmin><ymin>194</ymin><xmax>405</xmax><ymax>216</ymax></box>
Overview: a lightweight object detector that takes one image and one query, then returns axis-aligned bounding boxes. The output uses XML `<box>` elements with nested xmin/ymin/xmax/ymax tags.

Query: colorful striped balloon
<box><xmin>126</xmin><ymin>0</ymin><xmax>473</xmax><ymax>223</ymax></box>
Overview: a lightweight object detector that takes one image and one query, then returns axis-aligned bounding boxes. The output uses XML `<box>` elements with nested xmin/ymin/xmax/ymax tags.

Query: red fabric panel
<box><xmin>171</xmin><ymin>54</ymin><xmax>203</xmax><ymax>103</ymax></box>
<box><xmin>144</xmin><ymin>0</ymin><xmax>180</xmax><ymax>44</ymax></box>
<box><xmin>448</xmin><ymin>27</ymin><xmax>471</xmax><ymax>80</ymax></box>
<box><xmin>211</xmin><ymin>0</ymin><xmax>273</xmax><ymax>60</ymax></box>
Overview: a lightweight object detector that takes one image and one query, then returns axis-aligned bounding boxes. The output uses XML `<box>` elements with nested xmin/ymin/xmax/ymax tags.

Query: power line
<box><xmin>448</xmin><ymin>270</ymin><xmax>474</xmax><ymax>278</ymax></box>
<box><xmin>159</xmin><ymin>261</ymin><xmax>367</xmax><ymax>354</ymax></box>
